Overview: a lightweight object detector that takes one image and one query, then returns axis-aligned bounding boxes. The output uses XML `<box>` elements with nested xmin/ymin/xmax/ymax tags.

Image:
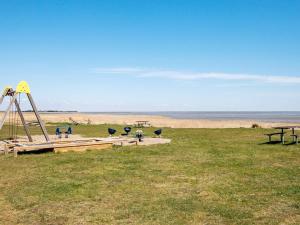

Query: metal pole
<box><xmin>14</xmin><ymin>99</ymin><xmax>33</xmax><ymax>142</ymax></box>
<box><xmin>27</xmin><ymin>93</ymin><xmax>50</xmax><ymax>142</ymax></box>
<box><xmin>0</xmin><ymin>94</ymin><xmax>17</xmax><ymax>130</ymax></box>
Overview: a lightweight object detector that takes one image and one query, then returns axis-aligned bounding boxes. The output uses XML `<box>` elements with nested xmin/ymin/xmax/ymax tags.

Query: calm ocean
<box><xmin>83</xmin><ymin>111</ymin><xmax>300</xmax><ymax>123</ymax></box>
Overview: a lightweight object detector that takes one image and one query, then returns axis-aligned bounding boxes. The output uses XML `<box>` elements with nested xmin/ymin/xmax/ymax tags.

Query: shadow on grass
<box><xmin>259</xmin><ymin>141</ymin><xmax>283</xmax><ymax>145</ymax></box>
<box><xmin>259</xmin><ymin>141</ymin><xmax>298</xmax><ymax>145</ymax></box>
<box><xmin>17</xmin><ymin>148</ymin><xmax>54</xmax><ymax>155</ymax></box>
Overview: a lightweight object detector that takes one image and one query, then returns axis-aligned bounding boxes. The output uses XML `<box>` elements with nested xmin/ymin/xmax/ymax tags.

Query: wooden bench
<box><xmin>291</xmin><ymin>134</ymin><xmax>298</xmax><ymax>144</ymax></box>
<box><xmin>265</xmin><ymin>132</ymin><xmax>285</xmax><ymax>144</ymax></box>
<box><xmin>134</xmin><ymin>121</ymin><xmax>151</xmax><ymax>128</ymax></box>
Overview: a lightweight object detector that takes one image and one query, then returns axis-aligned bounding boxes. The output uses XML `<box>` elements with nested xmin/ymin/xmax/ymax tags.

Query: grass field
<box><xmin>0</xmin><ymin>124</ymin><xmax>299</xmax><ymax>224</ymax></box>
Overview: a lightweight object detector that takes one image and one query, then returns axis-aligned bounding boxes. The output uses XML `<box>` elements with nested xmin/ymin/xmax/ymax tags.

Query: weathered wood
<box><xmin>4</xmin><ymin>144</ymin><xmax>8</xmax><ymax>155</ymax></box>
<box><xmin>27</xmin><ymin>93</ymin><xmax>50</xmax><ymax>142</ymax></box>
<box><xmin>14</xmin><ymin>99</ymin><xmax>33</xmax><ymax>142</ymax></box>
<box><xmin>265</xmin><ymin>132</ymin><xmax>286</xmax><ymax>143</ymax></box>
<box><xmin>265</xmin><ymin>132</ymin><xmax>285</xmax><ymax>136</ymax></box>
<box><xmin>14</xmin><ymin>141</ymin><xmax>113</xmax><ymax>153</ymax></box>
<box><xmin>54</xmin><ymin>143</ymin><xmax>112</xmax><ymax>153</ymax></box>
<box><xmin>69</xmin><ymin>117</ymin><xmax>79</xmax><ymax>125</ymax></box>
<box><xmin>13</xmin><ymin>149</ymin><xmax>18</xmax><ymax>157</ymax></box>
<box><xmin>0</xmin><ymin>94</ymin><xmax>17</xmax><ymax>130</ymax></box>
<box><xmin>0</xmin><ymin>95</ymin><xmax>4</xmax><ymax>105</ymax></box>
<box><xmin>291</xmin><ymin>134</ymin><xmax>298</xmax><ymax>144</ymax></box>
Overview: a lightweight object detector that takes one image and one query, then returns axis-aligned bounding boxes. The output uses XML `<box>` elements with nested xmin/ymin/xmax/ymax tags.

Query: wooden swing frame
<box><xmin>0</xmin><ymin>81</ymin><xmax>50</xmax><ymax>142</ymax></box>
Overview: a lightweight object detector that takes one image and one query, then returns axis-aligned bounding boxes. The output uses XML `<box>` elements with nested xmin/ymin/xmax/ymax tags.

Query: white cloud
<box><xmin>92</xmin><ymin>67</ymin><xmax>300</xmax><ymax>84</ymax></box>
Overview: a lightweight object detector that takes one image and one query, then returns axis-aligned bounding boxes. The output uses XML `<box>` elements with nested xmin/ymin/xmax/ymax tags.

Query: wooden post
<box><xmin>4</xmin><ymin>144</ymin><xmax>8</xmax><ymax>155</ymax></box>
<box><xmin>27</xmin><ymin>93</ymin><xmax>50</xmax><ymax>142</ymax></box>
<box><xmin>292</xmin><ymin>128</ymin><xmax>295</xmax><ymax>142</ymax></box>
<box><xmin>0</xmin><ymin>94</ymin><xmax>17</xmax><ymax>130</ymax></box>
<box><xmin>13</xmin><ymin>148</ymin><xmax>18</xmax><ymax>157</ymax></box>
<box><xmin>14</xmin><ymin>99</ymin><xmax>33</xmax><ymax>142</ymax></box>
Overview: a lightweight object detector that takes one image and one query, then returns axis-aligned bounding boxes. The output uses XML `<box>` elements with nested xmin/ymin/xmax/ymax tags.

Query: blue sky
<box><xmin>0</xmin><ymin>0</ymin><xmax>300</xmax><ymax>111</ymax></box>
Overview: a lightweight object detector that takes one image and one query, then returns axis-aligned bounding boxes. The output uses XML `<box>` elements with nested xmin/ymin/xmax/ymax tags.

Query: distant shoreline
<box><xmin>4</xmin><ymin>112</ymin><xmax>300</xmax><ymax>128</ymax></box>
<box><xmin>79</xmin><ymin>111</ymin><xmax>300</xmax><ymax>123</ymax></box>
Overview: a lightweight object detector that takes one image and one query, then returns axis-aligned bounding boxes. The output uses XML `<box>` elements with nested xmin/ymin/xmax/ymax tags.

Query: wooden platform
<box><xmin>2</xmin><ymin>139</ymin><xmax>113</xmax><ymax>157</ymax></box>
<box><xmin>14</xmin><ymin>141</ymin><xmax>113</xmax><ymax>153</ymax></box>
<box><xmin>0</xmin><ymin>136</ymin><xmax>171</xmax><ymax>157</ymax></box>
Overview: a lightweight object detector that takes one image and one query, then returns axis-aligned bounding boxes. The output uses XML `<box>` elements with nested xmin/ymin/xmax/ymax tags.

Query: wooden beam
<box><xmin>0</xmin><ymin>94</ymin><xmax>17</xmax><ymax>130</ymax></box>
<box><xmin>4</xmin><ymin>144</ymin><xmax>8</xmax><ymax>155</ymax></box>
<box><xmin>14</xmin><ymin>99</ymin><xmax>33</xmax><ymax>142</ymax></box>
<box><xmin>54</xmin><ymin>143</ymin><xmax>112</xmax><ymax>153</ymax></box>
<box><xmin>0</xmin><ymin>95</ymin><xmax>4</xmax><ymax>105</ymax></box>
<box><xmin>26</xmin><ymin>93</ymin><xmax>50</xmax><ymax>142</ymax></box>
<box><xmin>14</xmin><ymin>141</ymin><xmax>113</xmax><ymax>152</ymax></box>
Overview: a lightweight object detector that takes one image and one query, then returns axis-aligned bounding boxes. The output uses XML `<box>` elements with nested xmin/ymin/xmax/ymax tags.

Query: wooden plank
<box><xmin>4</xmin><ymin>144</ymin><xmax>8</xmax><ymax>155</ymax></box>
<box><xmin>14</xmin><ymin>141</ymin><xmax>113</xmax><ymax>152</ymax></box>
<box><xmin>14</xmin><ymin>144</ymin><xmax>54</xmax><ymax>152</ymax></box>
<box><xmin>54</xmin><ymin>143</ymin><xmax>112</xmax><ymax>153</ymax></box>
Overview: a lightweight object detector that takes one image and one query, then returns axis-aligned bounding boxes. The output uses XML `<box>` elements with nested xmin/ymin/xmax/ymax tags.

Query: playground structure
<box><xmin>0</xmin><ymin>81</ymin><xmax>50</xmax><ymax>142</ymax></box>
<box><xmin>0</xmin><ymin>81</ymin><xmax>171</xmax><ymax>157</ymax></box>
<box><xmin>0</xmin><ymin>81</ymin><xmax>115</xmax><ymax>156</ymax></box>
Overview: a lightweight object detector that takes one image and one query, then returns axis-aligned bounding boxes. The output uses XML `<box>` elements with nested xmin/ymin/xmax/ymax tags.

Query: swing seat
<box><xmin>56</xmin><ymin>128</ymin><xmax>62</xmax><ymax>138</ymax></box>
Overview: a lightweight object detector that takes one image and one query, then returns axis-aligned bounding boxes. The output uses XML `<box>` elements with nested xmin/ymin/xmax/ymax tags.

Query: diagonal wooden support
<box><xmin>0</xmin><ymin>86</ymin><xmax>13</xmax><ymax>105</ymax></box>
<box><xmin>27</xmin><ymin>93</ymin><xmax>50</xmax><ymax>142</ymax></box>
<box><xmin>0</xmin><ymin>94</ymin><xmax>17</xmax><ymax>130</ymax></box>
<box><xmin>14</xmin><ymin>99</ymin><xmax>33</xmax><ymax>142</ymax></box>
<box><xmin>1</xmin><ymin>82</ymin><xmax>50</xmax><ymax>143</ymax></box>
<box><xmin>0</xmin><ymin>95</ymin><xmax>4</xmax><ymax>105</ymax></box>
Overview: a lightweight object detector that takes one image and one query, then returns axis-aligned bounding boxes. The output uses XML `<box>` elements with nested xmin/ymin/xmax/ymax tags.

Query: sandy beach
<box><xmin>3</xmin><ymin>112</ymin><xmax>299</xmax><ymax>128</ymax></box>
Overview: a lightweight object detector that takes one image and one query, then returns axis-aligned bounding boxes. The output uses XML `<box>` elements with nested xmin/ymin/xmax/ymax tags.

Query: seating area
<box><xmin>290</xmin><ymin>134</ymin><xmax>299</xmax><ymax>144</ymax></box>
<box><xmin>265</xmin><ymin>132</ymin><xmax>286</xmax><ymax>143</ymax></box>
<box><xmin>265</xmin><ymin>126</ymin><xmax>299</xmax><ymax>144</ymax></box>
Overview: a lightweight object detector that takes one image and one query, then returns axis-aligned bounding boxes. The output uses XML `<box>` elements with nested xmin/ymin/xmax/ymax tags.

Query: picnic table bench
<box><xmin>290</xmin><ymin>134</ymin><xmax>299</xmax><ymax>144</ymax></box>
<box><xmin>265</xmin><ymin>126</ymin><xmax>300</xmax><ymax>144</ymax></box>
<box><xmin>265</xmin><ymin>132</ymin><xmax>286</xmax><ymax>144</ymax></box>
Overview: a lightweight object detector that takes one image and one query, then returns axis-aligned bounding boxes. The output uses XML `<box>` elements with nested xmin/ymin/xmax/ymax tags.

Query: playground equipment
<box><xmin>0</xmin><ymin>81</ymin><xmax>50</xmax><ymax>142</ymax></box>
<box><xmin>124</xmin><ymin>127</ymin><xmax>131</xmax><ymax>135</ymax></box>
<box><xmin>108</xmin><ymin>128</ymin><xmax>117</xmax><ymax>136</ymax></box>
<box><xmin>0</xmin><ymin>81</ymin><xmax>171</xmax><ymax>157</ymax></box>
<box><xmin>55</xmin><ymin>126</ymin><xmax>73</xmax><ymax>138</ymax></box>
<box><xmin>154</xmin><ymin>129</ymin><xmax>162</xmax><ymax>137</ymax></box>
<box><xmin>136</xmin><ymin>129</ymin><xmax>144</xmax><ymax>142</ymax></box>
<box><xmin>56</xmin><ymin>126</ymin><xmax>73</xmax><ymax>139</ymax></box>
<box><xmin>0</xmin><ymin>81</ymin><xmax>115</xmax><ymax>156</ymax></box>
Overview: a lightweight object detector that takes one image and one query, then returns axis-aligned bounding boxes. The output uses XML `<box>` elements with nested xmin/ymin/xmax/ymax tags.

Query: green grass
<box><xmin>0</xmin><ymin>125</ymin><xmax>299</xmax><ymax>224</ymax></box>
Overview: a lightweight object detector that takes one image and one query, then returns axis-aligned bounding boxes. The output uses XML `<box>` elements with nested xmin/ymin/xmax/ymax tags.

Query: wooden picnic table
<box><xmin>135</xmin><ymin>121</ymin><xmax>151</xmax><ymax>128</ymax></box>
<box><xmin>273</xmin><ymin>125</ymin><xmax>300</xmax><ymax>134</ymax></box>
<box><xmin>270</xmin><ymin>126</ymin><xmax>300</xmax><ymax>144</ymax></box>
